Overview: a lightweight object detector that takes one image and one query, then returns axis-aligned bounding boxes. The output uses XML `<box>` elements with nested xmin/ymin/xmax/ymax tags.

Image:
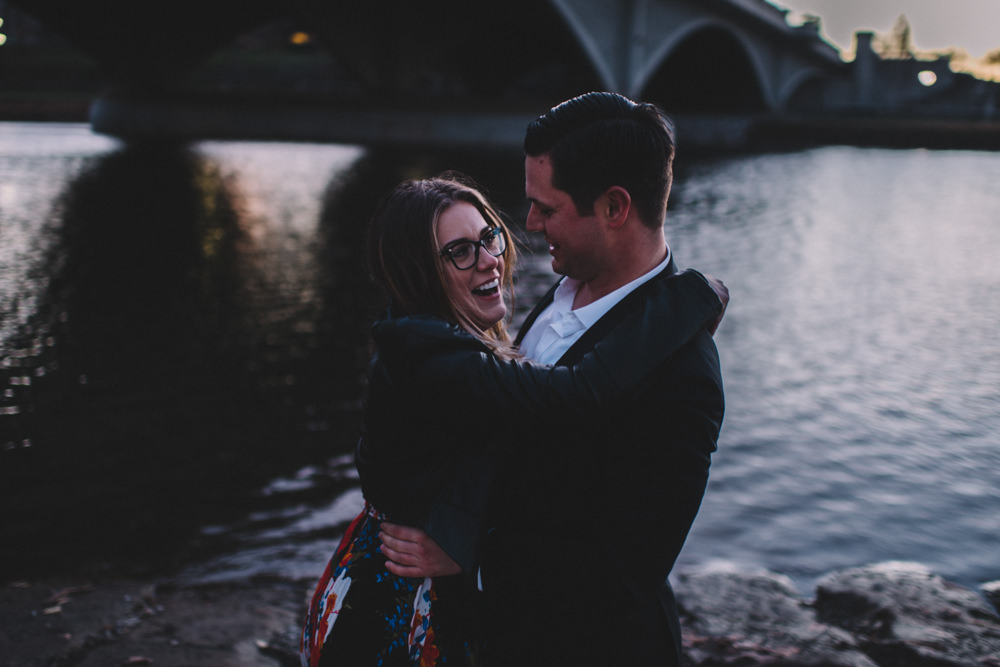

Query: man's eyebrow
<box><xmin>527</xmin><ymin>196</ymin><xmax>555</xmax><ymax>209</ymax></box>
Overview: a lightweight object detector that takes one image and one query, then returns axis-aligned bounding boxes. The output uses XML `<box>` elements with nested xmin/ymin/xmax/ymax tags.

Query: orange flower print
<box><xmin>418</xmin><ymin>625</ymin><xmax>440</xmax><ymax>666</ymax></box>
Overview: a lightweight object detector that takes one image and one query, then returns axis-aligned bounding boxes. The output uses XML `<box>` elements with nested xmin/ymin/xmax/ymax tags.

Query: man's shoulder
<box><xmin>616</xmin><ymin>269</ymin><xmax>724</xmax><ymax>386</ymax></box>
<box><xmin>598</xmin><ymin>266</ymin><xmax>709</xmax><ymax>335</ymax></box>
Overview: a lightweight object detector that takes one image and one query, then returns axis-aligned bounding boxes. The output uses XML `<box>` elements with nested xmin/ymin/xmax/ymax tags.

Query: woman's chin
<box><xmin>474</xmin><ymin>301</ymin><xmax>507</xmax><ymax>330</ymax></box>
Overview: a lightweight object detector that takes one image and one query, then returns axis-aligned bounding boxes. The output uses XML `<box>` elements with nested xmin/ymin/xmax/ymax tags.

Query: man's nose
<box><xmin>525</xmin><ymin>205</ymin><xmax>543</xmax><ymax>232</ymax></box>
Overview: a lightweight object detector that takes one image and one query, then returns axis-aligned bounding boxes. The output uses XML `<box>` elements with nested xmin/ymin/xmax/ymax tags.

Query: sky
<box><xmin>768</xmin><ymin>0</ymin><xmax>1000</xmax><ymax>58</ymax></box>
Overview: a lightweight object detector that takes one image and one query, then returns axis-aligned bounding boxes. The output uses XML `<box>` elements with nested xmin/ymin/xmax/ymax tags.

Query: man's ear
<box><xmin>601</xmin><ymin>186</ymin><xmax>631</xmax><ymax>229</ymax></box>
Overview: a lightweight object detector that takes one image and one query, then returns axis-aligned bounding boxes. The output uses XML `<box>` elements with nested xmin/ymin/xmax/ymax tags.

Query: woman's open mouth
<box><xmin>472</xmin><ymin>279</ymin><xmax>500</xmax><ymax>296</ymax></box>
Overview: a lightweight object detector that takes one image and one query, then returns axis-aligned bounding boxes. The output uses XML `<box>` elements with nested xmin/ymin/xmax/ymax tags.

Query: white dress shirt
<box><xmin>518</xmin><ymin>250</ymin><xmax>672</xmax><ymax>364</ymax></box>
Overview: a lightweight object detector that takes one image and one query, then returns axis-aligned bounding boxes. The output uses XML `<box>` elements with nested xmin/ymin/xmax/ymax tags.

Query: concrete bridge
<box><xmin>548</xmin><ymin>0</ymin><xmax>841</xmax><ymax>110</ymax></box>
<box><xmin>7</xmin><ymin>0</ymin><xmax>845</xmax><ymax>148</ymax></box>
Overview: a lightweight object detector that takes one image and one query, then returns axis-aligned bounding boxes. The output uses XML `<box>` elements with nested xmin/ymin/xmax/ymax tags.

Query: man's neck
<box><xmin>572</xmin><ymin>243</ymin><xmax>669</xmax><ymax>309</ymax></box>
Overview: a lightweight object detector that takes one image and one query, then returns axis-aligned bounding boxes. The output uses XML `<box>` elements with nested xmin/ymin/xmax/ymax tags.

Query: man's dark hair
<box><xmin>523</xmin><ymin>91</ymin><xmax>676</xmax><ymax>229</ymax></box>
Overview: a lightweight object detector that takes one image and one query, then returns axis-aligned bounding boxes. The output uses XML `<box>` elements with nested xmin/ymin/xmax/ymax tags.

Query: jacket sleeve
<box><xmin>414</xmin><ymin>269</ymin><xmax>721</xmax><ymax>575</ymax></box>
<box><xmin>382</xmin><ymin>269</ymin><xmax>722</xmax><ymax>425</ymax></box>
<box><xmin>420</xmin><ymin>452</ymin><xmax>495</xmax><ymax>577</ymax></box>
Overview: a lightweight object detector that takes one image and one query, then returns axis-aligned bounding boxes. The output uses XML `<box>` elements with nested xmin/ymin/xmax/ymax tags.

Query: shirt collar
<box><xmin>551</xmin><ymin>247</ymin><xmax>672</xmax><ymax>330</ymax></box>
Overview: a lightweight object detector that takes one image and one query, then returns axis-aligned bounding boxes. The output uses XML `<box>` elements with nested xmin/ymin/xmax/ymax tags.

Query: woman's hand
<box><xmin>379</xmin><ymin>522</ymin><xmax>462</xmax><ymax>577</ymax></box>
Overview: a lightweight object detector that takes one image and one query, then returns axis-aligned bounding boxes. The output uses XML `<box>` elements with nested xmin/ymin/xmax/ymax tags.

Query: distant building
<box><xmin>838</xmin><ymin>31</ymin><xmax>1000</xmax><ymax>121</ymax></box>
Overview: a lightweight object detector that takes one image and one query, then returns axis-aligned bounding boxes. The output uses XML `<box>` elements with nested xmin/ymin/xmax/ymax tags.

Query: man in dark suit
<box><xmin>381</xmin><ymin>92</ymin><xmax>725</xmax><ymax>665</ymax></box>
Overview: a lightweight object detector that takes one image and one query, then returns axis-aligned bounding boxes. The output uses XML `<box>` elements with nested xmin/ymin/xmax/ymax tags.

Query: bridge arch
<box><xmin>638</xmin><ymin>18</ymin><xmax>772</xmax><ymax>105</ymax></box>
<box><xmin>4</xmin><ymin>0</ymin><xmax>286</xmax><ymax>88</ymax></box>
<box><xmin>541</xmin><ymin>1</ymin><xmax>835</xmax><ymax>114</ymax></box>
<box><xmin>780</xmin><ymin>69</ymin><xmax>831</xmax><ymax>112</ymax></box>
<box><xmin>640</xmin><ymin>24</ymin><xmax>768</xmax><ymax>114</ymax></box>
<box><xmin>545</xmin><ymin>0</ymin><xmax>619</xmax><ymax>94</ymax></box>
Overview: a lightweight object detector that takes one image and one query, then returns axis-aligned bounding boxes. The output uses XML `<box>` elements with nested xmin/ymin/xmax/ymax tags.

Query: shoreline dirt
<box><xmin>1</xmin><ymin>576</ymin><xmax>309</xmax><ymax>667</ymax></box>
<box><xmin>5</xmin><ymin>563</ymin><xmax>999</xmax><ymax>666</ymax></box>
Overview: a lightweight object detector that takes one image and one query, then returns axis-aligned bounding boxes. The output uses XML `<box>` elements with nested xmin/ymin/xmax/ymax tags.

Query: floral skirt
<box><xmin>300</xmin><ymin>502</ymin><xmax>481</xmax><ymax>667</ymax></box>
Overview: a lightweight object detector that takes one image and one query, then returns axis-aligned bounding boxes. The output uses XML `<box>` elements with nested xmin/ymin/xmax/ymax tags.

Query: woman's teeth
<box><xmin>473</xmin><ymin>279</ymin><xmax>499</xmax><ymax>295</ymax></box>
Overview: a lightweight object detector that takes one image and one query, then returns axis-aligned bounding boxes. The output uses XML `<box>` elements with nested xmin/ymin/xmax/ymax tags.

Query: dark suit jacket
<box><xmin>480</xmin><ymin>260</ymin><xmax>725</xmax><ymax>666</ymax></box>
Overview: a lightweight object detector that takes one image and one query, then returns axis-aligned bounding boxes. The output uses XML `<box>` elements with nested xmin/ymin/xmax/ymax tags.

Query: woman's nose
<box><xmin>477</xmin><ymin>246</ymin><xmax>500</xmax><ymax>270</ymax></box>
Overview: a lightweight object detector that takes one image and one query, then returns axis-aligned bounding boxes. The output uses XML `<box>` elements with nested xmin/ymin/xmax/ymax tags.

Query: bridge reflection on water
<box><xmin>0</xmin><ymin>122</ymin><xmax>530</xmax><ymax>577</ymax></box>
<box><xmin>2</xmin><ymin>123</ymin><xmax>1000</xmax><ymax>595</ymax></box>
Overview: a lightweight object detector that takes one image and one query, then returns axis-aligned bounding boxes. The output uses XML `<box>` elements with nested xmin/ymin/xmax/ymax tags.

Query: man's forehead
<box><xmin>525</xmin><ymin>155</ymin><xmax>558</xmax><ymax>194</ymax></box>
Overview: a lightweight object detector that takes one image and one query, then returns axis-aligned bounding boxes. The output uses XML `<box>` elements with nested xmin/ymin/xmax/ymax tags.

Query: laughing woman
<box><xmin>300</xmin><ymin>176</ymin><xmax>724</xmax><ymax>666</ymax></box>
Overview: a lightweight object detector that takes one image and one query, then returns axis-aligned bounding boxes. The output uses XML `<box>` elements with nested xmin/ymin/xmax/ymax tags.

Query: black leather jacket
<box><xmin>354</xmin><ymin>268</ymin><xmax>722</xmax><ymax>568</ymax></box>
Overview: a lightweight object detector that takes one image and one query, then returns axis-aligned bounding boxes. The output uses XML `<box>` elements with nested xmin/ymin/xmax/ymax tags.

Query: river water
<box><xmin>1</xmin><ymin>122</ymin><xmax>998</xmax><ymax>594</ymax></box>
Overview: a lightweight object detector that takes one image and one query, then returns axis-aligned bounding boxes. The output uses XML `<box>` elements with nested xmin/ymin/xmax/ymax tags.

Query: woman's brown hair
<box><xmin>366</xmin><ymin>175</ymin><xmax>519</xmax><ymax>354</ymax></box>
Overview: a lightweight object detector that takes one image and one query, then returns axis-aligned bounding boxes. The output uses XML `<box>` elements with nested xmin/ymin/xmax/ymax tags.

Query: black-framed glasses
<box><xmin>439</xmin><ymin>227</ymin><xmax>507</xmax><ymax>270</ymax></box>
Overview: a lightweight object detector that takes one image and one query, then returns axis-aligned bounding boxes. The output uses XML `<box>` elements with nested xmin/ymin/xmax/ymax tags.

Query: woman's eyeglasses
<box><xmin>439</xmin><ymin>227</ymin><xmax>507</xmax><ymax>270</ymax></box>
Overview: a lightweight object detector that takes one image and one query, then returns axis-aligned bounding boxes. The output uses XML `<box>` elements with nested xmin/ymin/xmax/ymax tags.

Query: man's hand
<box><xmin>703</xmin><ymin>273</ymin><xmax>729</xmax><ymax>335</ymax></box>
<box><xmin>379</xmin><ymin>522</ymin><xmax>461</xmax><ymax>578</ymax></box>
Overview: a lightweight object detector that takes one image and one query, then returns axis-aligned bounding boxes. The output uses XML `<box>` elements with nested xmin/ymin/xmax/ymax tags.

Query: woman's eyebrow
<box><xmin>442</xmin><ymin>221</ymin><xmax>497</xmax><ymax>251</ymax></box>
<box><xmin>445</xmin><ymin>226</ymin><xmax>492</xmax><ymax>244</ymax></box>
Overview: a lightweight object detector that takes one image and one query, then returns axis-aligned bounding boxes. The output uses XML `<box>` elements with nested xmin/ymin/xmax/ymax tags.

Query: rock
<box><xmin>983</xmin><ymin>581</ymin><xmax>1000</xmax><ymax>615</ymax></box>
<box><xmin>675</xmin><ymin>561</ymin><xmax>877</xmax><ymax>666</ymax></box>
<box><xmin>815</xmin><ymin>561</ymin><xmax>1000</xmax><ymax>667</ymax></box>
<box><xmin>675</xmin><ymin>561</ymin><xmax>1000</xmax><ymax>667</ymax></box>
<box><xmin>256</xmin><ymin>623</ymin><xmax>304</xmax><ymax>667</ymax></box>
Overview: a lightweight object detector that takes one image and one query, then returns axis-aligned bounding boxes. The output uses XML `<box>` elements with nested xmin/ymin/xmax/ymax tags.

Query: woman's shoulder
<box><xmin>372</xmin><ymin>314</ymin><xmax>486</xmax><ymax>356</ymax></box>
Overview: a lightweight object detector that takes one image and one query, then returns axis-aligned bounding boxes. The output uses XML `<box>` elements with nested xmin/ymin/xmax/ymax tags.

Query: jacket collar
<box><xmin>516</xmin><ymin>257</ymin><xmax>679</xmax><ymax>365</ymax></box>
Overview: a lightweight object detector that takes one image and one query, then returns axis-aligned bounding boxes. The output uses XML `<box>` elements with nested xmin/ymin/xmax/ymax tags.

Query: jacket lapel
<box><xmin>513</xmin><ymin>278</ymin><xmax>562</xmax><ymax>347</ymax></box>
<box><xmin>556</xmin><ymin>258</ymin><xmax>678</xmax><ymax>367</ymax></box>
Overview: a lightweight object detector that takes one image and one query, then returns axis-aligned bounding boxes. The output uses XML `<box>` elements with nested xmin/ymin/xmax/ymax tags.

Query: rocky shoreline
<box><xmin>2</xmin><ymin>561</ymin><xmax>998</xmax><ymax>666</ymax></box>
<box><xmin>676</xmin><ymin>561</ymin><xmax>1000</xmax><ymax>666</ymax></box>
<box><xmin>0</xmin><ymin>575</ymin><xmax>307</xmax><ymax>667</ymax></box>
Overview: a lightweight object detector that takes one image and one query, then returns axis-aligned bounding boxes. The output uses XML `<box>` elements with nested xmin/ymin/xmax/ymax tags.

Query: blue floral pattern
<box><xmin>301</xmin><ymin>502</ymin><xmax>480</xmax><ymax>666</ymax></box>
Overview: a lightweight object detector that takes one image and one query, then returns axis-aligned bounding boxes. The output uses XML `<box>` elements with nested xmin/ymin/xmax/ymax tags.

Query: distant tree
<box><xmin>873</xmin><ymin>14</ymin><xmax>915</xmax><ymax>60</ymax></box>
<box><xmin>985</xmin><ymin>48</ymin><xmax>1000</xmax><ymax>65</ymax></box>
<box><xmin>933</xmin><ymin>47</ymin><xmax>966</xmax><ymax>65</ymax></box>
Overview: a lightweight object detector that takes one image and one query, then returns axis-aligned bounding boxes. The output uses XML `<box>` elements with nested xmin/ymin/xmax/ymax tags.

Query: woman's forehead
<box><xmin>436</xmin><ymin>201</ymin><xmax>491</xmax><ymax>242</ymax></box>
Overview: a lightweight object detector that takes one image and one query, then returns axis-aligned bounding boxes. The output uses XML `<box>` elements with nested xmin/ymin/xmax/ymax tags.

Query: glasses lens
<box><xmin>449</xmin><ymin>242</ymin><xmax>477</xmax><ymax>269</ymax></box>
<box><xmin>484</xmin><ymin>228</ymin><xmax>506</xmax><ymax>256</ymax></box>
<box><xmin>443</xmin><ymin>229</ymin><xmax>505</xmax><ymax>270</ymax></box>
